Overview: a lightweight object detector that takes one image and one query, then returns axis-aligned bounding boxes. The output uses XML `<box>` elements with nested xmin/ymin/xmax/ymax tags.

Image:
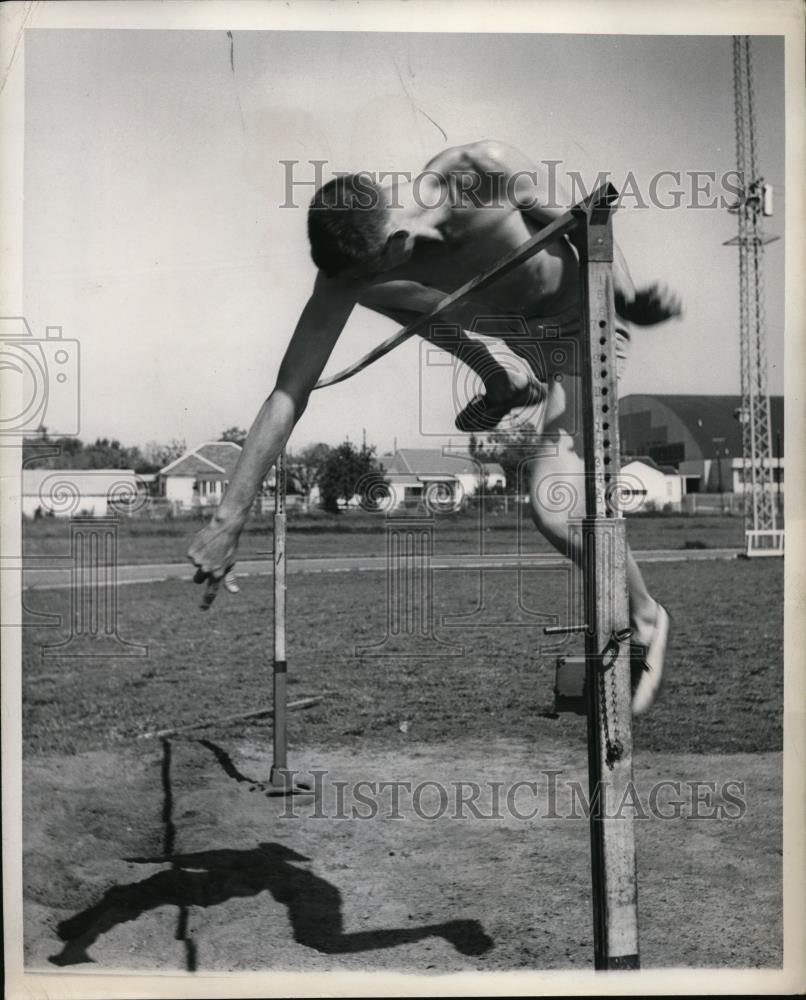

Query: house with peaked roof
<box><xmin>380</xmin><ymin>449</ymin><xmax>506</xmax><ymax>510</ymax></box>
<box><xmin>158</xmin><ymin>441</ymin><xmax>243</xmax><ymax>509</ymax></box>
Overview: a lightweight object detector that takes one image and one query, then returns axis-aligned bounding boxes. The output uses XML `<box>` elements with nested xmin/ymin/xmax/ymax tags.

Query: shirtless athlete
<box><xmin>188</xmin><ymin>140</ymin><xmax>682</xmax><ymax>714</ymax></box>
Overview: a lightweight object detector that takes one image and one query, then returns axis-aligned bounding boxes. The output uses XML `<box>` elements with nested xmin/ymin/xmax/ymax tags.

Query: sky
<box><xmin>23</xmin><ymin>29</ymin><xmax>785</xmax><ymax>454</ymax></box>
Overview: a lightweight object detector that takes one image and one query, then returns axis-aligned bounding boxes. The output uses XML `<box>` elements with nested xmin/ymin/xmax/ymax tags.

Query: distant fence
<box><xmin>23</xmin><ymin>489</ymin><xmax>778</xmax><ymax>521</ymax></box>
<box><xmin>682</xmin><ymin>493</ymin><xmax>745</xmax><ymax>516</ymax></box>
<box><xmin>683</xmin><ymin>491</ymin><xmax>784</xmax><ymax>519</ymax></box>
<box><xmin>116</xmin><ymin>494</ymin><xmax>304</xmax><ymax>519</ymax></box>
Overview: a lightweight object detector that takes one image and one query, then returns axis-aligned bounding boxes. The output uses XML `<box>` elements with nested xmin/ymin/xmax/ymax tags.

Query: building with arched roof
<box><xmin>619</xmin><ymin>394</ymin><xmax>784</xmax><ymax>495</ymax></box>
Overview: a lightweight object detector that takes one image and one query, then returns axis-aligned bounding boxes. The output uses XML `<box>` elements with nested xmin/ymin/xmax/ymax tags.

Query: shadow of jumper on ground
<box><xmin>48</xmin><ymin>841</ymin><xmax>494</xmax><ymax>967</ymax></box>
<box><xmin>48</xmin><ymin>736</ymin><xmax>492</xmax><ymax>968</ymax></box>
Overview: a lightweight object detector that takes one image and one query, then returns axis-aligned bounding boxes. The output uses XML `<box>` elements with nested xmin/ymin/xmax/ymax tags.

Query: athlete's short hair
<box><xmin>307</xmin><ymin>174</ymin><xmax>388</xmax><ymax>278</ymax></box>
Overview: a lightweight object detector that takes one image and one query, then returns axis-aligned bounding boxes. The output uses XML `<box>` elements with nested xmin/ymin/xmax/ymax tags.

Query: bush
<box><xmin>318</xmin><ymin>442</ymin><xmax>388</xmax><ymax>514</ymax></box>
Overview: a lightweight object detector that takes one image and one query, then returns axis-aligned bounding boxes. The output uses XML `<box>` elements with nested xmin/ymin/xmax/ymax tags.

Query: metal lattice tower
<box><xmin>727</xmin><ymin>36</ymin><xmax>778</xmax><ymax>539</ymax></box>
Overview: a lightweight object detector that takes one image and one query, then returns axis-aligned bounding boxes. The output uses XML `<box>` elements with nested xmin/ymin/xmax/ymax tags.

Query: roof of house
<box><xmin>384</xmin><ymin>449</ymin><xmax>479</xmax><ymax>478</ymax></box>
<box><xmin>482</xmin><ymin>462</ymin><xmax>506</xmax><ymax>477</ymax></box>
<box><xmin>160</xmin><ymin>441</ymin><xmax>242</xmax><ymax>478</ymax></box>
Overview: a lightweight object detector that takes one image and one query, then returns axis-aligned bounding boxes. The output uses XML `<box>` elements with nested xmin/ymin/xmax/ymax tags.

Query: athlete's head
<box><xmin>307</xmin><ymin>173</ymin><xmax>417</xmax><ymax>280</ymax></box>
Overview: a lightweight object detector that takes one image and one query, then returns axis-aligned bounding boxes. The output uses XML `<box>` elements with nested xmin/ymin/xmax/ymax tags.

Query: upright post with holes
<box><xmin>268</xmin><ymin>449</ymin><xmax>313</xmax><ymax>796</ymax></box>
<box><xmin>270</xmin><ymin>448</ymin><xmax>289</xmax><ymax>785</ymax></box>
<box><xmin>572</xmin><ymin>186</ymin><xmax>640</xmax><ymax>969</ymax></box>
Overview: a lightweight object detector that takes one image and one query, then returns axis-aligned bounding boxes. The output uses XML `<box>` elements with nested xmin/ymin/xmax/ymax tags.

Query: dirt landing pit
<box><xmin>24</xmin><ymin>738</ymin><xmax>781</xmax><ymax>972</ymax></box>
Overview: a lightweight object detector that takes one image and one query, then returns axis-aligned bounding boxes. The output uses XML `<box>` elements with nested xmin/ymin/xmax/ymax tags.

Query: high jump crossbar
<box><xmin>313</xmin><ymin>182</ymin><xmax>610</xmax><ymax>390</ymax></box>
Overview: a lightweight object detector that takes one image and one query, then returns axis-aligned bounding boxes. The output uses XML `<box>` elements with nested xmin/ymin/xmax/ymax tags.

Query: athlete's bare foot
<box><xmin>455</xmin><ymin>372</ymin><xmax>546</xmax><ymax>432</ymax></box>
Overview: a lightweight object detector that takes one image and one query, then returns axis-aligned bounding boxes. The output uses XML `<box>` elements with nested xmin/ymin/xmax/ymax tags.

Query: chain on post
<box><xmin>597</xmin><ymin>628</ymin><xmax>632</xmax><ymax>769</ymax></box>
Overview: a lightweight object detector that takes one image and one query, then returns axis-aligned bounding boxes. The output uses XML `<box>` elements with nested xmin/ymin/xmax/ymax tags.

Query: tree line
<box><xmin>23</xmin><ymin>424</ymin><xmax>530</xmax><ymax>513</ymax></box>
<box><xmin>23</xmin><ymin>430</ymin><xmax>186</xmax><ymax>474</ymax></box>
<box><xmin>22</xmin><ymin>427</ymin><xmax>388</xmax><ymax>514</ymax></box>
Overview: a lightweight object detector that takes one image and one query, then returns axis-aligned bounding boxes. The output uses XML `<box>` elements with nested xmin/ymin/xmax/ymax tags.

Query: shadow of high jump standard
<box><xmin>48</xmin><ymin>841</ymin><xmax>494</xmax><ymax>967</ymax></box>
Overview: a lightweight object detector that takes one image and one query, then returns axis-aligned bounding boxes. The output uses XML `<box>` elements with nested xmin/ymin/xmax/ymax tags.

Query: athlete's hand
<box><xmin>616</xmin><ymin>283</ymin><xmax>683</xmax><ymax>326</ymax></box>
<box><xmin>187</xmin><ymin>517</ymin><xmax>242</xmax><ymax>610</ymax></box>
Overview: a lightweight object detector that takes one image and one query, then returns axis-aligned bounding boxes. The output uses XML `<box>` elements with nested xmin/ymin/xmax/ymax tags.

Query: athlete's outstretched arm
<box><xmin>187</xmin><ymin>273</ymin><xmax>359</xmax><ymax>607</ymax></box>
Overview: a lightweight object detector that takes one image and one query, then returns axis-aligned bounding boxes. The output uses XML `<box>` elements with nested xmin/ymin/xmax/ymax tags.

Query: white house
<box><xmin>158</xmin><ymin>441</ymin><xmax>243</xmax><ymax>510</ymax></box>
<box><xmin>679</xmin><ymin>455</ymin><xmax>784</xmax><ymax>496</ymax></box>
<box><xmin>22</xmin><ymin>469</ymin><xmax>143</xmax><ymax>517</ymax></box>
<box><xmin>379</xmin><ymin>449</ymin><xmax>502</xmax><ymax>510</ymax></box>
<box><xmin>482</xmin><ymin>462</ymin><xmax>507</xmax><ymax>490</ymax></box>
<box><xmin>620</xmin><ymin>457</ymin><xmax>684</xmax><ymax>512</ymax></box>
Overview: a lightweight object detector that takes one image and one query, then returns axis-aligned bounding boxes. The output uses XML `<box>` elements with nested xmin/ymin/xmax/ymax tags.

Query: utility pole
<box><xmin>712</xmin><ymin>437</ymin><xmax>726</xmax><ymax>494</ymax></box>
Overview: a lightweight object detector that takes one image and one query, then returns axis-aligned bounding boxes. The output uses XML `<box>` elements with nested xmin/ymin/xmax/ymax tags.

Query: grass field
<box><xmin>22</xmin><ymin>510</ymin><xmax>747</xmax><ymax>565</ymax></box>
<box><xmin>21</xmin><ymin>547</ymin><xmax>784</xmax><ymax>973</ymax></box>
<box><xmin>22</xmin><ymin>556</ymin><xmax>783</xmax><ymax>757</ymax></box>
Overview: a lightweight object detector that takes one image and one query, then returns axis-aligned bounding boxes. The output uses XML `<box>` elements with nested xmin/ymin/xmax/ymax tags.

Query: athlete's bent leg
<box><xmin>525</xmin><ymin>378</ymin><xmax>658</xmax><ymax>648</ymax></box>
<box><xmin>366</xmin><ymin>301</ymin><xmax>544</xmax><ymax>427</ymax></box>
